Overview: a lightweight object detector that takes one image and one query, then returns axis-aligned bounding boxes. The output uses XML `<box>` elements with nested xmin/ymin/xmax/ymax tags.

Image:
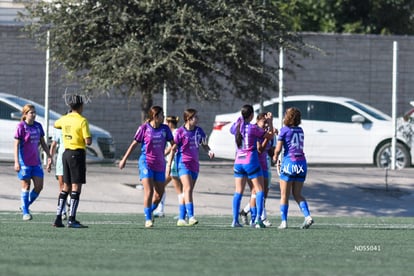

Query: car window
<box><xmin>263</xmin><ymin>104</ymin><xmax>277</xmax><ymax>114</ymax></box>
<box><xmin>307</xmin><ymin>101</ymin><xmax>356</xmax><ymax>123</ymax></box>
<box><xmin>0</xmin><ymin>101</ymin><xmax>19</xmax><ymax>120</ymax></box>
<box><xmin>346</xmin><ymin>100</ymin><xmax>388</xmax><ymax>121</ymax></box>
<box><xmin>262</xmin><ymin>101</ymin><xmax>309</xmax><ymax>119</ymax></box>
<box><xmin>5</xmin><ymin>96</ymin><xmax>61</xmax><ymax>120</ymax></box>
<box><xmin>284</xmin><ymin>101</ymin><xmax>309</xmax><ymax>120</ymax></box>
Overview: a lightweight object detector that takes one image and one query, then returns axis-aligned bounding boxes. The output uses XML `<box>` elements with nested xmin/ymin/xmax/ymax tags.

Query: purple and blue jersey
<box><xmin>14</xmin><ymin>121</ymin><xmax>44</xmax><ymax>166</ymax></box>
<box><xmin>278</xmin><ymin>126</ymin><xmax>307</xmax><ymax>182</ymax></box>
<box><xmin>174</xmin><ymin>126</ymin><xmax>206</xmax><ymax>173</ymax></box>
<box><xmin>278</xmin><ymin>126</ymin><xmax>306</xmax><ymax>161</ymax></box>
<box><xmin>230</xmin><ymin>121</ymin><xmax>265</xmax><ymax>165</ymax></box>
<box><xmin>134</xmin><ymin>122</ymin><xmax>173</xmax><ymax>172</ymax></box>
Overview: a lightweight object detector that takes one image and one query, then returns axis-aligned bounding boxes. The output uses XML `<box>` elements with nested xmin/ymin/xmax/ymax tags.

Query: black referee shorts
<box><xmin>63</xmin><ymin>149</ymin><xmax>86</xmax><ymax>185</ymax></box>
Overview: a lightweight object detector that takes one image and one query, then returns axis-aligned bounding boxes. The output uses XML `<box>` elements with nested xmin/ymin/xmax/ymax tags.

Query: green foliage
<box><xmin>276</xmin><ymin>0</ymin><xmax>414</xmax><ymax>35</ymax></box>
<box><xmin>19</xmin><ymin>0</ymin><xmax>305</xmax><ymax>115</ymax></box>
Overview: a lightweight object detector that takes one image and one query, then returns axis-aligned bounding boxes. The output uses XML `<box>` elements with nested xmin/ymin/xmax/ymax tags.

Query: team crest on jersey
<box><xmin>194</xmin><ymin>128</ymin><xmax>206</xmax><ymax>148</ymax></box>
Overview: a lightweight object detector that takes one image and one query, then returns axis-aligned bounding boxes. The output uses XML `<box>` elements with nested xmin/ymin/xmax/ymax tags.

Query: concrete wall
<box><xmin>1</xmin><ymin>25</ymin><xmax>413</xmax><ymax>160</ymax></box>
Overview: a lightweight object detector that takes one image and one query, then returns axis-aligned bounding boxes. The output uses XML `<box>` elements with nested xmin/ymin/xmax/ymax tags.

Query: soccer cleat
<box><xmin>53</xmin><ymin>219</ymin><xmax>65</xmax><ymax>228</ymax></box>
<box><xmin>22</xmin><ymin>213</ymin><xmax>32</xmax><ymax>221</ymax></box>
<box><xmin>262</xmin><ymin>218</ymin><xmax>272</xmax><ymax>227</ymax></box>
<box><xmin>255</xmin><ymin>220</ymin><xmax>266</xmax><ymax>229</ymax></box>
<box><xmin>231</xmin><ymin>221</ymin><xmax>243</xmax><ymax>228</ymax></box>
<box><xmin>62</xmin><ymin>212</ymin><xmax>67</xmax><ymax>221</ymax></box>
<box><xmin>177</xmin><ymin>219</ymin><xmax>187</xmax><ymax>227</ymax></box>
<box><xmin>239</xmin><ymin>210</ymin><xmax>249</xmax><ymax>225</ymax></box>
<box><xmin>67</xmin><ymin>220</ymin><xmax>88</xmax><ymax>228</ymax></box>
<box><xmin>278</xmin><ymin>221</ymin><xmax>288</xmax><ymax>229</ymax></box>
<box><xmin>188</xmin><ymin>217</ymin><xmax>198</xmax><ymax>226</ymax></box>
<box><xmin>145</xmin><ymin>220</ymin><xmax>154</xmax><ymax>228</ymax></box>
<box><xmin>301</xmin><ymin>216</ymin><xmax>314</xmax><ymax>229</ymax></box>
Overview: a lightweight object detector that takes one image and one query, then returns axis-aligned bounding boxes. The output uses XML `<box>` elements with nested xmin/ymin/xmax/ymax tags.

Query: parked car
<box><xmin>209</xmin><ymin>95</ymin><xmax>413</xmax><ymax>168</ymax></box>
<box><xmin>0</xmin><ymin>92</ymin><xmax>115</xmax><ymax>163</ymax></box>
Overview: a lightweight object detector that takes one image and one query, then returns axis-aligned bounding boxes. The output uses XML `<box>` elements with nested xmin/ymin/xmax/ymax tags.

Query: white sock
<box><xmin>158</xmin><ymin>192</ymin><xmax>166</xmax><ymax>212</ymax></box>
<box><xmin>243</xmin><ymin>203</ymin><xmax>250</xmax><ymax>213</ymax></box>
<box><xmin>261</xmin><ymin>208</ymin><xmax>267</xmax><ymax>220</ymax></box>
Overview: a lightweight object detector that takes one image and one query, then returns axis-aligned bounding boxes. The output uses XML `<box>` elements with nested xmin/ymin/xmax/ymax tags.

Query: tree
<box><xmin>20</xmin><ymin>0</ymin><xmax>305</xmax><ymax>120</ymax></box>
<box><xmin>276</xmin><ymin>0</ymin><xmax>414</xmax><ymax>35</ymax></box>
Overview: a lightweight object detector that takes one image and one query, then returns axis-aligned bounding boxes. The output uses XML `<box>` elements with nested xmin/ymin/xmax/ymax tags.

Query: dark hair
<box><xmin>256</xmin><ymin>112</ymin><xmax>268</xmax><ymax>130</ymax></box>
<box><xmin>236</xmin><ymin>105</ymin><xmax>254</xmax><ymax>148</ymax></box>
<box><xmin>256</xmin><ymin>112</ymin><xmax>266</xmax><ymax>121</ymax></box>
<box><xmin>183</xmin><ymin>108</ymin><xmax>197</xmax><ymax>122</ymax></box>
<box><xmin>283</xmin><ymin>107</ymin><xmax>302</xmax><ymax>127</ymax></box>
<box><xmin>166</xmin><ymin>115</ymin><xmax>179</xmax><ymax>127</ymax></box>
<box><xmin>69</xmin><ymin>95</ymin><xmax>83</xmax><ymax>111</ymax></box>
<box><xmin>147</xmin><ymin>106</ymin><xmax>163</xmax><ymax>122</ymax></box>
<box><xmin>166</xmin><ymin>115</ymin><xmax>179</xmax><ymax>123</ymax></box>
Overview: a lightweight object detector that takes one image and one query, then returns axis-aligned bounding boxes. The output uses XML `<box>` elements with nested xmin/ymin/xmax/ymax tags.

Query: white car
<box><xmin>0</xmin><ymin>92</ymin><xmax>116</xmax><ymax>163</ymax></box>
<box><xmin>209</xmin><ymin>95</ymin><xmax>413</xmax><ymax>168</ymax></box>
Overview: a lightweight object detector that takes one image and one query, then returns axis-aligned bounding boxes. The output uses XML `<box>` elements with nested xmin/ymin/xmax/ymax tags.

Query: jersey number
<box><xmin>291</xmin><ymin>133</ymin><xmax>304</xmax><ymax>149</ymax></box>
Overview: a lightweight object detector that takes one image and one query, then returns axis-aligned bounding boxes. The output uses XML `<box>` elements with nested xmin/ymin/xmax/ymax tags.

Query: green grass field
<box><xmin>1</xmin><ymin>212</ymin><xmax>413</xmax><ymax>276</ymax></box>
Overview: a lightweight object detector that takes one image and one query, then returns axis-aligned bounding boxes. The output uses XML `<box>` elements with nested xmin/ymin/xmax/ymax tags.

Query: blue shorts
<box><xmin>279</xmin><ymin>158</ymin><xmax>307</xmax><ymax>182</ymax></box>
<box><xmin>177</xmin><ymin>161</ymin><xmax>198</xmax><ymax>180</ymax></box>
<box><xmin>233</xmin><ymin>163</ymin><xmax>263</xmax><ymax>179</ymax></box>
<box><xmin>139</xmin><ymin>158</ymin><xmax>166</xmax><ymax>182</ymax></box>
<box><xmin>18</xmin><ymin>164</ymin><xmax>44</xmax><ymax>180</ymax></box>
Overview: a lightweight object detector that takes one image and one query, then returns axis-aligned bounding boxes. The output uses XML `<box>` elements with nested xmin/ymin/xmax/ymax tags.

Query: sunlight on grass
<box><xmin>0</xmin><ymin>213</ymin><xmax>413</xmax><ymax>276</ymax></box>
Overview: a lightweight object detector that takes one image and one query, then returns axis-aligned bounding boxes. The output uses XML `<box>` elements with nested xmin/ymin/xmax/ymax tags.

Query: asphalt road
<box><xmin>1</xmin><ymin>161</ymin><xmax>413</xmax><ymax>220</ymax></box>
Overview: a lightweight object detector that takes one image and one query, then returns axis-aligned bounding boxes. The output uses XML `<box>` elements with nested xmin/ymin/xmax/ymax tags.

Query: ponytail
<box><xmin>235</xmin><ymin>104</ymin><xmax>254</xmax><ymax>148</ymax></box>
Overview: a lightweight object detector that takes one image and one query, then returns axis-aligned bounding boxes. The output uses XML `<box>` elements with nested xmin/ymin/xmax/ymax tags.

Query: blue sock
<box><xmin>256</xmin><ymin>191</ymin><xmax>264</xmax><ymax>222</ymax></box>
<box><xmin>21</xmin><ymin>190</ymin><xmax>29</xmax><ymax>214</ymax></box>
<box><xmin>179</xmin><ymin>204</ymin><xmax>186</xmax><ymax>220</ymax></box>
<box><xmin>232</xmin><ymin>193</ymin><xmax>242</xmax><ymax>223</ymax></box>
<box><xmin>299</xmin><ymin>201</ymin><xmax>311</xmax><ymax>217</ymax></box>
<box><xmin>28</xmin><ymin>190</ymin><xmax>39</xmax><ymax>206</ymax></box>
<box><xmin>280</xmin><ymin>204</ymin><xmax>289</xmax><ymax>222</ymax></box>
<box><xmin>185</xmin><ymin>202</ymin><xmax>194</xmax><ymax>218</ymax></box>
<box><xmin>250</xmin><ymin>206</ymin><xmax>257</xmax><ymax>224</ymax></box>
<box><xmin>144</xmin><ymin>207</ymin><xmax>152</xmax><ymax>221</ymax></box>
<box><xmin>150</xmin><ymin>203</ymin><xmax>158</xmax><ymax>212</ymax></box>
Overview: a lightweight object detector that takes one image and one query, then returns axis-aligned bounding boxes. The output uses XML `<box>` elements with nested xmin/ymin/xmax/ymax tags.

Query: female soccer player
<box><xmin>273</xmin><ymin>107</ymin><xmax>313</xmax><ymax>229</ymax></box>
<box><xmin>14</xmin><ymin>104</ymin><xmax>52</xmax><ymax>221</ymax></box>
<box><xmin>49</xmin><ymin>127</ymin><xmax>68</xmax><ymax>219</ymax></box>
<box><xmin>171</xmin><ymin>109</ymin><xmax>214</xmax><ymax>226</ymax></box>
<box><xmin>153</xmin><ymin>115</ymin><xmax>180</xmax><ymax>218</ymax></box>
<box><xmin>119</xmin><ymin>106</ymin><xmax>174</xmax><ymax>228</ymax></box>
<box><xmin>230</xmin><ymin>105</ymin><xmax>274</xmax><ymax>228</ymax></box>
<box><xmin>239</xmin><ymin>112</ymin><xmax>276</xmax><ymax>226</ymax></box>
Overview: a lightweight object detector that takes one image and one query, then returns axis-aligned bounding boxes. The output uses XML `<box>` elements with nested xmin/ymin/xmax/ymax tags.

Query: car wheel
<box><xmin>375</xmin><ymin>142</ymin><xmax>411</xmax><ymax>169</ymax></box>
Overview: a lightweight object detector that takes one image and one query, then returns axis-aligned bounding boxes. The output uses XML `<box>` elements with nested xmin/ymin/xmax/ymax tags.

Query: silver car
<box><xmin>0</xmin><ymin>92</ymin><xmax>115</xmax><ymax>163</ymax></box>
